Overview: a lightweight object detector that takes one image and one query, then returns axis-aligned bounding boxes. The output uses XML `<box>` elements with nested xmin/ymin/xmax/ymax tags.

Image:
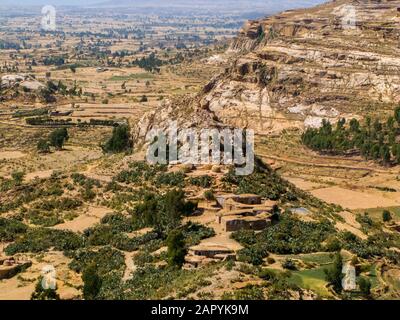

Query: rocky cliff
<box><xmin>133</xmin><ymin>0</ymin><xmax>400</xmax><ymax>144</ymax></box>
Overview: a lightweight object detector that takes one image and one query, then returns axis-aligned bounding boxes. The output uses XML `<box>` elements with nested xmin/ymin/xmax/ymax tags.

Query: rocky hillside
<box><xmin>133</xmin><ymin>0</ymin><xmax>400</xmax><ymax>144</ymax></box>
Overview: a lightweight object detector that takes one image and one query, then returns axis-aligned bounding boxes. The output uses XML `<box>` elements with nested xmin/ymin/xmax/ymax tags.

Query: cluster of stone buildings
<box><xmin>185</xmin><ymin>193</ymin><xmax>278</xmax><ymax>268</ymax></box>
<box><xmin>215</xmin><ymin>194</ymin><xmax>277</xmax><ymax>232</ymax></box>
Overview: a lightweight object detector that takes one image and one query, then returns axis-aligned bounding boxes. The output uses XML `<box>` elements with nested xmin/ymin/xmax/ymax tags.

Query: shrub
<box><xmin>223</xmin><ymin>285</ymin><xmax>265</xmax><ymax>300</ymax></box>
<box><xmin>82</xmin><ymin>264</ymin><xmax>102</xmax><ymax>300</ymax></box>
<box><xmin>68</xmin><ymin>246</ymin><xmax>125</xmax><ymax>276</ymax></box>
<box><xmin>282</xmin><ymin>259</ymin><xmax>297</xmax><ymax>270</ymax></box>
<box><xmin>37</xmin><ymin>139</ymin><xmax>50</xmax><ymax>153</ymax></box>
<box><xmin>167</xmin><ymin>229</ymin><xmax>187</xmax><ymax>268</ymax></box>
<box><xmin>324</xmin><ymin>252</ymin><xmax>343</xmax><ymax>293</ymax></box>
<box><xmin>204</xmin><ymin>190</ymin><xmax>215</xmax><ymax>201</ymax></box>
<box><xmin>189</xmin><ymin>175</ymin><xmax>212</xmax><ymax>188</ymax></box>
<box><xmin>49</xmin><ymin>128</ymin><xmax>69</xmax><ymax>150</ymax></box>
<box><xmin>0</xmin><ymin>218</ymin><xmax>28</xmax><ymax>242</ymax></box>
<box><xmin>233</xmin><ymin>215</ymin><xmax>335</xmax><ymax>257</ymax></box>
<box><xmin>181</xmin><ymin>222</ymin><xmax>215</xmax><ymax>246</ymax></box>
<box><xmin>102</xmin><ymin>125</ymin><xmax>132</xmax><ymax>153</ymax></box>
<box><xmin>382</xmin><ymin>210</ymin><xmax>392</xmax><ymax>222</ymax></box>
<box><xmin>358</xmin><ymin>276</ymin><xmax>371</xmax><ymax>297</ymax></box>
<box><xmin>5</xmin><ymin>228</ymin><xmax>83</xmax><ymax>255</ymax></box>
<box><xmin>11</xmin><ymin>171</ymin><xmax>25</xmax><ymax>185</ymax></box>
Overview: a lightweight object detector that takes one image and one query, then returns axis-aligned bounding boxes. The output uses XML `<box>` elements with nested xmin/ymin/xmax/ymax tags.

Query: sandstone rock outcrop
<box><xmin>133</xmin><ymin>0</ymin><xmax>400</xmax><ymax>144</ymax></box>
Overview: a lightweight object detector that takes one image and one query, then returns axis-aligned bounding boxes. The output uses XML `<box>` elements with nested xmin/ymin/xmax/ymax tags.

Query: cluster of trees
<box><xmin>27</xmin><ymin>117</ymin><xmax>121</xmax><ymax>127</ymax></box>
<box><xmin>43</xmin><ymin>56</ymin><xmax>65</xmax><ymax>66</ymax></box>
<box><xmin>37</xmin><ymin>128</ymin><xmax>69</xmax><ymax>153</ymax></box>
<box><xmin>133</xmin><ymin>52</ymin><xmax>164</xmax><ymax>72</ymax></box>
<box><xmin>222</xmin><ymin>160</ymin><xmax>299</xmax><ymax>201</ymax></box>
<box><xmin>102</xmin><ymin>125</ymin><xmax>132</xmax><ymax>154</ymax></box>
<box><xmin>302</xmin><ymin>107</ymin><xmax>400</xmax><ymax>166</ymax></box>
<box><xmin>132</xmin><ymin>189</ymin><xmax>197</xmax><ymax>233</ymax></box>
<box><xmin>232</xmin><ymin>215</ymin><xmax>335</xmax><ymax>265</ymax></box>
<box><xmin>12</xmin><ymin>108</ymin><xmax>48</xmax><ymax>118</ymax></box>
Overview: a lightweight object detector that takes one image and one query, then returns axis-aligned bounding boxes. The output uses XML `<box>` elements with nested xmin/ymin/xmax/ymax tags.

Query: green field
<box><xmin>355</xmin><ymin>206</ymin><xmax>400</xmax><ymax>223</ymax></box>
<box><xmin>287</xmin><ymin>265</ymin><xmax>333</xmax><ymax>298</ymax></box>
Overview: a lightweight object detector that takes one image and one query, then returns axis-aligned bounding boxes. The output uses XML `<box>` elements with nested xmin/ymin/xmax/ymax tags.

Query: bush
<box><xmin>324</xmin><ymin>252</ymin><xmax>343</xmax><ymax>293</ymax></box>
<box><xmin>102</xmin><ymin>125</ymin><xmax>132</xmax><ymax>153</ymax></box>
<box><xmin>382</xmin><ymin>210</ymin><xmax>392</xmax><ymax>222</ymax></box>
<box><xmin>237</xmin><ymin>245</ymin><xmax>267</xmax><ymax>266</ymax></box>
<box><xmin>181</xmin><ymin>222</ymin><xmax>215</xmax><ymax>246</ymax></box>
<box><xmin>167</xmin><ymin>229</ymin><xmax>187</xmax><ymax>268</ymax></box>
<box><xmin>233</xmin><ymin>215</ymin><xmax>335</xmax><ymax>257</ymax></box>
<box><xmin>204</xmin><ymin>190</ymin><xmax>215</xmax><ymax>201</ymax></box>
<box><xmin>223</xmin><ymin>285</ymin><xmax>265</xmax><ymax>300</ymax></box>
<box><xmin>132</xmin><ymin>189</ymin><xmax>197</xmax><ymax>232</ymax></box>
<box><xmin>358</xmin><ymin>276</ymin><xmax>371</xmax><ymax>297</ymax></box>
<box><xmin>11</xmin><ymin>171</ymin><xmax>25</xmax><ymax>185</ymax></box>
<box><xmin>189</xmin><ymin>175</ymin><xmax>213</xmax><ymax>188</ymax></box>
<box><xmin>282</xmin><ymin>259</ymin><xmax>297</xmax><ymax>270</ymax></box>
<box><xmin>155</xmin><ymin>171</ymin><xmax>185</xmax><ymax>187</ymax></box>
<box><xmin>82</xmin><ymin>264</ymin><xmax>102</xmax><ymax>300</ymax></box>
<box><xmin>68</xmin><ymin>246</ymin><xmax>125</xmax><ymax>276</ymax></box>
<box><xmin>5</xmin><ymin>228</ymin><xmax>83</xmax><ymax>255</ymax></box>
<box><xmin>49</xmin><ymin>128</ymin><xmax>69</xmax><ymax>150</ymax></box>
<box><xmin>37</xmin><ymin>139</ymin><xmax>50</xmax><ymax>153</ymax></box>
<box><xmin>0</xmin><ymin>218</ymin><xmax>28</xmax><ymax>242</ymax></box>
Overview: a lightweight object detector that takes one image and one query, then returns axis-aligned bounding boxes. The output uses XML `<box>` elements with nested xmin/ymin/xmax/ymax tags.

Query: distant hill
<box><xmin>1</xmin><ymin>0</ymin><xmax>326</xmax><ymax>12</ymax></box>
<box><xmin>96</xmin><ymin>0</ymin><xmax>327</xmax><ymax>11</ymax></box>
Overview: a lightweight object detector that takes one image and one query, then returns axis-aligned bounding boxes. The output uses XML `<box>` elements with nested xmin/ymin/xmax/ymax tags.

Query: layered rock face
<box><xmin>133</xmin><ymin>0</ymin><xmax>400</xmax><ymax>144</ymax></box>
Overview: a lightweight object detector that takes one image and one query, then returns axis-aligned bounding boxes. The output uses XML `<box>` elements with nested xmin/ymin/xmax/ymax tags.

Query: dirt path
<box><xmin>123</xmin><ymin>251</ymin><xmax>138</xmax><ymax>281</ymax></box>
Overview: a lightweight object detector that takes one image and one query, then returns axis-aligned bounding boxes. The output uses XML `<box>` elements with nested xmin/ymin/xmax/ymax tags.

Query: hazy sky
<box><xmin>1</xmin><ymin>0</ymin><xmax>326</xmax><ymax>7</ymax></box>
<box><xmin>0</xmin><ymin>0</ymin><xmax>100</xmax><ymax>5</ymax></box>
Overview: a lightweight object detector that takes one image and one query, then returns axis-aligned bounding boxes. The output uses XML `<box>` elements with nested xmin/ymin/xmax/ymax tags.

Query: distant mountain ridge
<box><xmin>97</xmin><ymin>0</ymin><xmax>326</xmax><ymax>11</ymax></box>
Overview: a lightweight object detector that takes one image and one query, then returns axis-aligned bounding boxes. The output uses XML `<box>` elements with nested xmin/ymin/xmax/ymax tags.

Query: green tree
<box><xmin>358</xmin><ymin>276</ymin><xmax>371</xmax><ymax>297</ymax></box>
<box><xmin>394</xmin><ymin>145</ymin><xmax>400</xmax><ymax>163</ymax></box>
<box><xmin>382</xmin><ymin>210</ymin><xmax>392</xmax><ymax>222</ymax></box>
<box><xmin>102</xmin><ymin>125</ymin><xmax>132</xmax><ymax>153</ymax></box>
<box><xmin>167</xmin><ymin>229</ymin><xmax>187</xmax><ymax>268</ymax></box>
<box><xmin>380</xmin><ymin>144</ymin><xmax>391</xmax><ymax>165</ymax></box>
<box><xmin>82</xmin><ymin>264</ymin><xmax>102</xmax><ymax>300</ymax></box>
<box><xmin>37</xmin><ymin>139</ymin><xmax>50</xmax><ymax>153</ymax></box>
<box><xmin>349</xmin><ymin>118</ymin><xmax>360</xmax><ymax>132</ymax></box>
<box><xmin>387</xmin><ymin>116</ymin><xmax>395</xmax><ymax>131</ymax></box>
<box><xmin>204</xmin><ymin>190</ymin><xmax>215</xmax><ymax>201</ymax></box>
<box><xmin>394</xmin><ymin>106</ymin><xmax>400</xmax><ymax>124</ymax></box>
<box><xmin>49</xmin><ymin>128</ymin><xmax>69</xmax><ymax>150</ymax></box>
<box><xmin>324</xmin><ymin>252</ymin><xmax>344</xmax><ymax>293</ymax></box>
